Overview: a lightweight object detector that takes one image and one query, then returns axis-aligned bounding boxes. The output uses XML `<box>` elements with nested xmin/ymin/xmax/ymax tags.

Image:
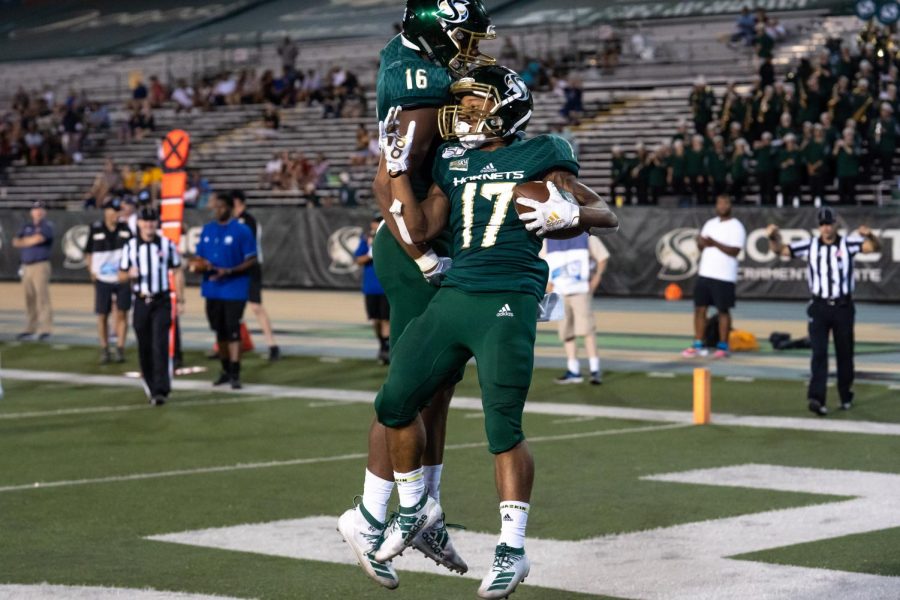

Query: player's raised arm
<box><xmin>541</xmin><ymin>169</ymin><xmax>619</xmax><ymax>234</ymax></box>
<box><xmin>372</xmin><ymin>105</ymin><xmax>440</xmax><ymax>248</ymax></box>
<box><xmin>380</xmin><ymin>106</ymin><xmax>450</xmax><ymax>245</ymax></box>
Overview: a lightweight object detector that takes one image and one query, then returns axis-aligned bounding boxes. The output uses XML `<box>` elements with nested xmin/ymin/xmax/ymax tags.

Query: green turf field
<box><xmin>1</xmin><ymin>342</ymin><xmax>899</xmax><ymax>599</ymax></box>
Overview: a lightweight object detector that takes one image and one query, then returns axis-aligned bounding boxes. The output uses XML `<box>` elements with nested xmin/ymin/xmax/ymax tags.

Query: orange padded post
<box><xmin>693</xmin><ymin>367</ymin><xmax>711</xmax><ymax>425</ymax></box>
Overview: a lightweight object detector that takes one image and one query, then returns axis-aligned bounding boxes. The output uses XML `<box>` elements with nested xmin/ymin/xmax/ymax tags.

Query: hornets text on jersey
<box><xmin>431</xmin><ymin>134</ymin><xmax>579</xmax><ymax>299</ymax></box>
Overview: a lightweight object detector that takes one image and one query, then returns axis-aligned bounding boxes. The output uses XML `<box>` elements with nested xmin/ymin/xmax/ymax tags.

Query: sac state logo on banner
<box><xmin>655</xmin><ymin>228</ymin><xmax>700</xmax><ymax>281</ymax></box>
<box><xmin>326</xmin><ymin>226</ymin><xmax>363</xmax><ymax>275</ymax></box>
<box><xmin>856</xmin><ymin>0</ymin><xmax>877</xmax><ymax>20</ymax></box>
<box><xmin>878</xmin><ymin>0</ymin><xmax>900</xmax><ymax>24</ymax></box>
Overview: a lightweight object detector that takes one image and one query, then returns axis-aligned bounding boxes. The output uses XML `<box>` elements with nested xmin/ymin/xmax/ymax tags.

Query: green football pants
<box><xmin>375</xmin><ymin>286</ymin><xmax>538</xmax><ymax>454</ymax></box>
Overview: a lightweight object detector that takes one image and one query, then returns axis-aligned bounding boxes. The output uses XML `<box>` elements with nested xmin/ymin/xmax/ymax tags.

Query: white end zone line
<box><xmin>0</xmin><ymin>423</ymin><xmax>687</xmax><ymax>494</ymax></box>
<box><xmin>3</xmin><ymin>368</ymin><xmax>900</xmax><ymax>436</ymax></box>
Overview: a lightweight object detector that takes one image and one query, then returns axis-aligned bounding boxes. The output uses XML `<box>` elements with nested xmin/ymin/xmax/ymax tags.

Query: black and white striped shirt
<box><xmin>789</xmin><ymin>234</ymin><xmax>863</xmax><ymax>299</ymax></box>
<box><xmin>119</xmin><ymin>235</ymin><xmax>182</xmax><ymax>296</ymax></box>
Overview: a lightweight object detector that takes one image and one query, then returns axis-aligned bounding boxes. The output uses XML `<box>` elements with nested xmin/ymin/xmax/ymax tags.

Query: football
<box><xmin>187</xmin><ymin>256</ymin><xmax>211</xmax><ymax>273</ymax></box>
<box><xmin>512</xmin><ymin>181</ymin><xmax>584</xmax><ymax>240</ymax></box>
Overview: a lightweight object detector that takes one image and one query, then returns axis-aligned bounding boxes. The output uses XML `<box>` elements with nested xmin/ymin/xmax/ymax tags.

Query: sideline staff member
<box><xmin>195</xmin><ymin>192</ymin><xmax>257</xmax><ymax>389</ymax></box>
<box><xmin>767</xmin><ymin>207</ymin><xmax>881</xmax><ymax>416</ymax></box>
<box><xmin>682</xmin><ymin>194</ymin><xmax>746</xmax><ymax>358</ymax></box>
<box><xmin>119</xmin><ymin>208</ymin><xmax>184</xmax><ymax>406</ymax></box>
<box><xmin>85</xmin><ymin>197</ymin><xmax>132</xmax><ymax>364</ymax></box>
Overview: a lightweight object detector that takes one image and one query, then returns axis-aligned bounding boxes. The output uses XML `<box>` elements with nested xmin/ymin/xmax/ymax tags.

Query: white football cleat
<box><xmin>412</xmin><ymin>516</ymin><xmax>468</xmax><ymax>574</ymax></box>
<box><xmin>374</xmin><ymin>493</ymin><xmax>442</xmax><ymax>563</ymax></box>
<box><xmin>477</xmin><ymin>543</ymin><xmax>530</xmax><ymax>599</ymax></box>
<box><xmin>337</xmin><ymin>503</ymin><xmax>399</xmax><ymax>589</ymax></box>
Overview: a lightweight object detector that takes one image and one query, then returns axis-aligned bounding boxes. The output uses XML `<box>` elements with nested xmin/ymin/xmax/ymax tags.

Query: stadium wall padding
<box><xmin>1</xmin><ymin>207</ymin><xmax>898</xmax><ymax>301</ymax></box>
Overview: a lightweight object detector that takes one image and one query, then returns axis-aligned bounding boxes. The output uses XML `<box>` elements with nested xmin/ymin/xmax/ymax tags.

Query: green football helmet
<box><xmin>438</xmin><ymin>65</ymin><xmax>533</xmax><ymax>148</ymax></box>
<box><xmin>403</xmin><ymin>0</ymin><xmax>496</xmax><ymax>76</ymax></box>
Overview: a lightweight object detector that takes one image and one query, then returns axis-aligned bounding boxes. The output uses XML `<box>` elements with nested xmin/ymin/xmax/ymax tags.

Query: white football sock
<box><xmin>423</xmin><ymin>464</ymin><xmax>443</xmax><ymax>503</ymax></box>
<box><xmin>498</xmin><ymin>501</ymin><xmax>530</xmax><ymax>548</ymax></box>
<box><xmin>361</xmin><ymin>469</ymin><xmax>394</xmax><ymax>524</ymax></box>
<box><xmin>394</xmin><ymin>467</ymin><xmax>426</xmax><ymax>508</ymax></box>
<box><xmin>589</xmin><ymin>357</ymin><xmax>600</xmax><ymax>373</ymax></box>
<box><xmin>567</xmin><ymin>358</ymin><xmax>580</xmax><ymax>374</ymax></box>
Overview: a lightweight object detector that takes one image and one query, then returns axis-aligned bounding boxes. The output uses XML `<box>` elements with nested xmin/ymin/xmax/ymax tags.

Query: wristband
<box><xmin>414</xmin><ymin>249</ymin><xmax>439</xmax><ymax>274</ymax></box>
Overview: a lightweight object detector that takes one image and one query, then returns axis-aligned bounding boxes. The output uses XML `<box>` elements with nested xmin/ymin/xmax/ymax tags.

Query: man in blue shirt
<box><xmin>13</xmin><ymin>201</ymin><xmax>54</xmax><ymax>340</ymax></box>
<box><xmin>194</xmin><ymin>192</ymin><xmax>257</xmax><ymax>389</ymax></box>
<box><xmin>355</xmin><ymin>217</ymin><xmax>391</xmax><ymax>365</ymax></box>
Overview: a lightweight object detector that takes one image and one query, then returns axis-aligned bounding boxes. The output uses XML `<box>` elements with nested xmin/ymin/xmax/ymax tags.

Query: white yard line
<box><xmin>0</xmin><ymin>423</ymin><xmax>685</xmax><ymax>494</ymax></box>
<box><xmin>3</xmin><ymin>368</ymin><xmax>900</xmax><ymax>436</ymax></box>
<box><xmin>0</xmin><ymin>395</ymin><xmax>273</xmax><ymax>420</ymax></box>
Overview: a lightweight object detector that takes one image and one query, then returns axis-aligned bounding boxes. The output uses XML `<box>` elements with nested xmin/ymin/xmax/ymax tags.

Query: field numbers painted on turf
<box><xmin>405</xmin><ymin>67</ymin><xmax>428</xmax><ymax>89</ymax></box>
<box><xmin>151</xmin><ymin>465</ymin><xmax>900</xmax><ymax>599</ymax></box>
<box><xmin>460</xmin><ymin>182</ymin><xmax>516</xmax><ymax>249</ymax></box>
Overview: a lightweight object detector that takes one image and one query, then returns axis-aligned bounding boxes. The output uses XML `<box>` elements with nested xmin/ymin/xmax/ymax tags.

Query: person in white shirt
<box><xmin>542</xmin><ymin>233</ymin><xmax>610</xmax><ymax>384</ymax></box>
<box><xmin>682</xmin><ymin>194</ymin><xmax>746</xmax><ymax>358</ymax></box>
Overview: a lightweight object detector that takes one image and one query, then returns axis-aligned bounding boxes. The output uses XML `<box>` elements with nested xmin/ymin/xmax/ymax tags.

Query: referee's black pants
<box><xmin>807</xmin><ymin>299</ymin><xmax>855</xmax><ymax>406</ymax></box>
<box><xmin>133</xmin><ymin>296</ymin><xmax>172</xmax><ymax>398</ymax></box>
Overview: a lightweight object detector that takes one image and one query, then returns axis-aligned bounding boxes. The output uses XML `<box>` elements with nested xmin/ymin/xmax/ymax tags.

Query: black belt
<box><xmin>137</xmin><ymin>292</ymin><xmax>170</xmax><ymax>302</ymax></box>
<box><xmin>812</xmin><ymin>296</ymin><xmax>852</xmax><ymax>306</ymax></box>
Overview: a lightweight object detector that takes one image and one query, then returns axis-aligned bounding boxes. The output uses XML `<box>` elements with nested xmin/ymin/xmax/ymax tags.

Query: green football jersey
<box><xmin>376</xmin><ymin>34</ymin><xmax>453</xmax><ymax>254</ymax></box>
<box><xmin>432</xmin><ymin>134</ymin><xmax>580</xmax><ymax>299</ymax></box>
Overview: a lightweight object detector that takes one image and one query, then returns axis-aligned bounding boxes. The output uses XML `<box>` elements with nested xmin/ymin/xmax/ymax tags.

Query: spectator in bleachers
<box><xmin>500</xmin><ymin>38</ymin><xmax>520</xmax><ymax>70</ymax></box>
<box><xmin>672</xmin><ymin>119</ymin><xmax>690</xmax><ymax>142</ymax></box>
<box><xmin>213</xmin><ymin>73</ymin><xmax>240</xmax><ymax>106</ymax></box>
<box><xmin>647</xmin><ymin>145</ymin><xmax>668</xmax><ymax>205</ymax></box>
<box><xmin>754</xmin><ymin>22</ymin><xmax>774</xmax><ymax>61</ymax></box>
<box><xmin>610</xmin><ymin>145</ymin><xmax>632</xmax><ymax>204</ymax></box>
<box><xmin>260</xmin><ymin>103</ymin><xmax>280</xmax><ymax>138</ymax></box>
<box><xmin>278</xmin><ymin>36</ymin><xmax>299</xmax><ymax>78</ymax></box>
<box><xmin>149</xmin><ymin>76</ymin><xmax>167</xmax><ymax>108</ymax></box>
<box><xmin>172</xmin><ymin>79</ymin><xmax>195</xmax><ymax>113</ymax></box>
<box><xmin>560</xmin><ymin>76</ymin><xmax>584</xmax><ymax>124</ymax></box>
<box><xmin>834</xmin><ymin>127</ymin><xmax>860</xmax><ymax>204</ymax></box>
<box><xmin>730</xmin><ymin>138</ymin><xmax>751</xmax><ymax>202</ymax></box>
<box><xmin>631</xmin><ymin>142</ymin><xmax>650</xmax><ymax>204</ymax></box>
<box><xmin>351</xmin><ymin>124</ymin><xmax>373</xmax><ymax>167</ymax></box>
<box><xmin>869</xmin><ymin>102</ymin><xmax>898</xmax><ymax>181</ymax></box>
<box><xmin>690</xmin><ymin>76</ymin><xmax>716</xmax><ymax>134</ymax></box>
<box><xmin>23</xmin><ymin>122</ymin><xmax>45</xmax><ymax>165</ymax></box>
<box><xmin>685</xmin><ymin>134</ymin><xmax>708</xmax><ymax>204</ymax></box>
<box><xmin>132</xmin><ymin>78</ymin><xmax>148</xmax><ymax>108</ymax></box>
<box><xmin>260</xmin><ymin>152</ymin><xmax>284</xmax><ymax>190</ymax></box>
<box><xmin>184</xmin><ymin>169</ymin><xmax>211</xmax><ymax>208</ymax></box>
<box><xmin>778</xmin><ymin>133</ymin><xmax>802</xmax><ymax>206</ymax></box>
<box><xmin>707</xmin><ymin>136</ymin><xmax>729</xmax><ymax>198</ymax></box>
<box><xmin>307</xmin><ymin>152</ymin><xmax>331</xmax><ymax>205</ymax></box>
<box><xmin>126</xmin><ymin>104</ymin><xmax>155</xmax><ymax>142</ymax></box>
<box><xmin>667</xmin><ymin>139</ymin><xmax>687</xmax><ymax>202</ymax></box>
<box><xmin>730</xmin><ymin>6</ymin><xmax>757</xmax><ymax>47</ymax></box>
<box><xmin>759</xmin><ymin>56</ymin><xmax>775</xmax><ymax>89</ymax></box>
<box><xmin>805</xmin><ymin>124</ymin><xmax>828</xmax><ymax>205</ymax></box>
<box><xmin>83</xmin><ymin>158</ymin><xmax>121</xmax><ymax>209</ymax></box>
<box><xmin>338</xmin><ymin>171</ymin><xmax>358</xmax><ymax>207</ymax></box>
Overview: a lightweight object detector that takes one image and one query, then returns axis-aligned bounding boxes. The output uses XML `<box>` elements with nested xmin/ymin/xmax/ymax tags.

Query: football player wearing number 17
<box><xmin>374</xmin><ymin>65</ymin><xmax>618</xmax><ymax>598</ymax></box>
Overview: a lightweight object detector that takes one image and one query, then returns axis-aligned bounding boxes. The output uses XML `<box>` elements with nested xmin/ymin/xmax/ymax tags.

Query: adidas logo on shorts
<box><xmin>496</xmin><ymin>303</ymin><xmax>514</xmax><ymax>317</ymax></box>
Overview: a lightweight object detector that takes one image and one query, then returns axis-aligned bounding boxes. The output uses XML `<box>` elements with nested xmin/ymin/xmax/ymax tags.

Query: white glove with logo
<box><xmin>378</xmin><ymin>105</ymin><xmax>416</xmax><ymax>177</ymax></box>
<box><xmin>515</xmin><ymin>181</ymin><xmax>580</xmax><ymax>236</ymax></box>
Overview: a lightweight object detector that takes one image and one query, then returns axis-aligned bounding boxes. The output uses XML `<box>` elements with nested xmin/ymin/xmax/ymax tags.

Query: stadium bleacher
<box><xmin>1</xmin><ymin>4</ymin><xmax>869</xmax><ymax>209</ymax></box>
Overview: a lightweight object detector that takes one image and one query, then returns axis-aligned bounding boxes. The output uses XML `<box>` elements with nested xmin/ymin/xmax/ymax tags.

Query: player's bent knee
<box><xmin>374</xmin><ymin>385</ymin><xmax>418</xmax><ymax>428</ymax></box>
<box><xmin>483</xmin><ymin>394</ymin><xmax>526</xmax><ymax>454</ymax></box>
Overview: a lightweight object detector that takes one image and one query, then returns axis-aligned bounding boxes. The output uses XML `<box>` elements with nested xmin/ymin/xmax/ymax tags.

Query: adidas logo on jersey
<box><xmin>496</xmin><ymin>304</ymin><xmax>514</xmax><ymax>318</ymax></box>
<box><xmin>481</xmin><ymin>162</ymin><xmax>497</xmax><ymax>173</ymax></box>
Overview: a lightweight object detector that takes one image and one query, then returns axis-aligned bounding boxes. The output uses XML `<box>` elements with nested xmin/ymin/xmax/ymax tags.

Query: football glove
<box><xmin>515</xmin><ymin>181</ymin><xmax>580</xmax><ymax>236</ymax></box>
<box><xmin>415</xmin><ymin>249</ymin><xmax>452</xmax><ymax>286</ymax></box>
<box><xmin>379</xmin><ymin>105</ymin><xmax>416</xmax><ymax>177</ymax></box>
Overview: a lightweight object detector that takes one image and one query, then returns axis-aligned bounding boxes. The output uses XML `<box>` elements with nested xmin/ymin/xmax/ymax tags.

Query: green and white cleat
<box><xmin>337</xmin><ymin>503</ymin><xmax>399</xmax><ymax>589</ymax></box>
<box><xmin>373</xmin><ymin>493</ymin><xmax>442</xmax><ymax>563</ymax></box>
<box><xmin>477</xmin><ymin>543</ymin><xmax>530</xmax><ymax>599</ymax></box>
<box><xmin>412</xmin><ymin>516</ymin><xmax>468</xmax><ymax>574</ymax></box>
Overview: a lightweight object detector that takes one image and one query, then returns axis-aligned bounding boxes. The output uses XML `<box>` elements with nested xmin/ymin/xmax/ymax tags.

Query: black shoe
<box><xmin>230</xmin><ymin>377</ymin><xmax>242</xmax><ymax>390</ymax></box>
<box><xmin>213</xmin><ymin>372</ymin><xmax>231</xmax><ymax>386</ymax></box>
<box><xmin>37</xmin><ymin>333</ymin><xmax>51</xmax><ymax>342</ymax></box>
<box><xmin>840</xmin><ymin>401</ymin><xmax>853</xmax><ymax>411</ymax></box>
<box><xmin>377</xmin><ymin>348</ymin><xmax>390</xmax><ymax>365</ymax></box>
<box><xmin>150</xmin><ymin>395</ymin><xmax>166</xmax><ymax>406</ymax></box>
<box><xmin>590</xmin><ymin>371</ymin><xmax>603</xmax><ymax>385</ymax></box>
<box><xmin>808</xmin><ymin>399</ymin><xmax>828</xmax><ymax>417</ymax></box>
<box><xmin>114</xmin><ymin>347</ymin><xmax>125</xmax><ymax>363</ymax></box>
<box><xmin>268</xmin><ymin>345</ymin><xmax>281</xmax><ymax>361</ymax></box>
<box><xmin>16</xmin><ymin>332</ymin><xmax>35</xmax><ymax>341</ymax></box>
<box><xmin>99</xmin><ymin>349</ymin><xmax>111</xmax><ymax>365</ymax></box>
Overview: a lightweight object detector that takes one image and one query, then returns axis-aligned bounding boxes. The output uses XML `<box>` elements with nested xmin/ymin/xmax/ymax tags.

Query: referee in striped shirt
<box><xmin>119</xmin><ymin>207</ymin><xmax>185</xmax><ymax>406</ymax></box>
<box><xmin>767</xmin><ymin>207</ymin><xmax>881</xmax><ymax>416</ymax></box>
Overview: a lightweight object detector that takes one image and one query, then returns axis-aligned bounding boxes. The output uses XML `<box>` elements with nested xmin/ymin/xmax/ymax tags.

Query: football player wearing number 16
<box><xmin>374</xmin><ymin>65</ymin><xmax>618</xmax><ymax>599</ymax></box>
<box><xmin>338</xmin><ymin>0</ymin><xmax>498</xmax><ymax>590</ymax></box>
